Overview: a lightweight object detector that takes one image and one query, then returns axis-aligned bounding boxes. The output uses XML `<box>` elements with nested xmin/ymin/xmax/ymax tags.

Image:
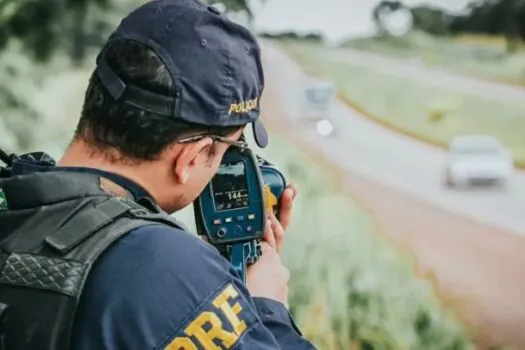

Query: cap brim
<box><xmin>252</xmin><ymin>118</ymin><xmax>268</xmax><ymax>148</ymax></box>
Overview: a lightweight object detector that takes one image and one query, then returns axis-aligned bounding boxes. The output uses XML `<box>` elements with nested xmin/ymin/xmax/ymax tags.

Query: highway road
<box><xmin>261</xmin><ymin>41</ymin><xmax>525</xmax><ymax>235</ymax></box>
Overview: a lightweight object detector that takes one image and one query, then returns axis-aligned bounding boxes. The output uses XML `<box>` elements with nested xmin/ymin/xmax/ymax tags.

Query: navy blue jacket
<box><xmin>12</xmin><ymin>159</ymin><xmax>316</xmax><ymax>350</ymax></box>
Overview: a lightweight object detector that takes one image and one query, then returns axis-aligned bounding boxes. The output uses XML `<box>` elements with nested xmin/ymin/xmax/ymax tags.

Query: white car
<box><xmin>300</xmin><ymin>81</ymin><xmax>335</xmax><ymax>122</ymax></box>
<box><xmin>444</xmin><ymin>135</ymin><xmax>514</xmax><ymax>188</ymax></box>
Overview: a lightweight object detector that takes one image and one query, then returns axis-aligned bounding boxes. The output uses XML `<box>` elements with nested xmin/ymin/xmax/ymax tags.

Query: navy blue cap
<box><xmin>95</xmin><ymin>0</ymin><xmax>268</xmax><ymax>148</ymax></box>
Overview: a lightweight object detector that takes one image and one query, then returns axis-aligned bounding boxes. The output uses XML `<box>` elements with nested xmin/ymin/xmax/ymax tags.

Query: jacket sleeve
<box><xmin>71</xmin><ymin>224</ymin><xmax>316</xmax><ymax>350</ymax></box>
<box><xmin>252</xmin><ymin>297</ymin><xmax>316</xmax><ymax>349</ymax></box>
<box><xmin>224</xmin><ymin>272</ymin><xmax>317</xmax><ymax>350</ymax></box>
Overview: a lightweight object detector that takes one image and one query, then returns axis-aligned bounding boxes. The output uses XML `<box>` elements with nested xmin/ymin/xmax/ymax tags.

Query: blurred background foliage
<box><xmin>373</xmin><ymin>0</ymin><xmax>525</xmax><ymax>53</ymax></box>
<box><xmin>0</xmin><ymin>0</ymin><xmax>258</xmax><ymax>151</ymax></box>
<box><xmin>2</xmin><ymin>0</ymin><xmax>524</xmax><ymax>151</ymax></box>
<box><xmin>1</xmin><ymin>0</ymin><xmax>520</xmax><ymax>348</ymax></box>
<box><xmin>0</xmin><ymin>0</ymin><xmax>255</xmax><ymax>64</ymax></box>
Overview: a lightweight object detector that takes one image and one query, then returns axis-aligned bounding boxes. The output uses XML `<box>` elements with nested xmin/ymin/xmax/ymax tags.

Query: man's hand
<box><xmin>246</xmin><ymin>241</ymin><xmax>290</xmax><ymax>305</ymax></box>
<box><xmin>246</xmin><ymin>184</ymin><xmax>298</xmax><ymax>305</ymax></box>
<box><xmin>277</xmin><ymin>183</ymin><xmax>298</xmax><ymax>230</ymax></box>
<box><xmin>263</xmin><ymin>183</ymin><xmax>298</xmax><ymax>253</ymax></box>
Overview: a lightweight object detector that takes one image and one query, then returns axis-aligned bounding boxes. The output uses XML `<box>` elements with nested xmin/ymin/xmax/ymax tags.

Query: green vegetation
<box><xmin>372</xmin><ymin>1</ymin><xmax>525</xmax><ymax>54</ymax></box>
<box><xmin>0</xmin><ymin>0</ymin><xmax>255</xmax><ymax>149</ymax></box>
<box><xmin>279</xmin><ymin>39</ymin><xmax>525</xmax><ymax>166</ymax></box>
<box><xmin>344</xmin><ymin>31</ymin><xmax>525</xmax><ymax>85</ymax></box>
<box><xmin>0</xmin><ymin>0</ymin><xmax>256</xmax><ymax>64</ymax></box>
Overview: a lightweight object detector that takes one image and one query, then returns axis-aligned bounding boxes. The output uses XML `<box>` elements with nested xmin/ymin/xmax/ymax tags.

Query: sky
<box><xmin>251</xmin><ymin>0</ymin><xmax>472</xmax><ymax>41</ymax></box>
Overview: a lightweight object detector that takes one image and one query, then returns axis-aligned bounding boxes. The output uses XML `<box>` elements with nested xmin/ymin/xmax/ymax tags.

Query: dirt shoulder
<box><xmin>261</xmin><ymin>85</ymin><xmax>525</xmax><ymax>350</ymax></box>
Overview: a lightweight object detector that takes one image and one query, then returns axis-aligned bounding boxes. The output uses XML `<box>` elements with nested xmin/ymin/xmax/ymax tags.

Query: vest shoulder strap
<box><xmin>43</xmin><ymin>196</ymin><xmax>185</xmax><ymax>263</ymax></box>
<box><xmin>44</xmin><ymin>197</ymin><xmax>132</xmax><ymax>255</ymax></box>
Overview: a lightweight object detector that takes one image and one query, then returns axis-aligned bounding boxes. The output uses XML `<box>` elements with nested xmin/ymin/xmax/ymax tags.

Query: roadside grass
<box><xmin>7</xmin><ymin>46</ymin><xmax>473</xmax><ymax>349</ymax></box>
<box><xmin>253</xmin><ymin>136</ymin><xmax>474</xmax><ymax>349</ymax></box>
<box><xmin>278</xmin><ymin>39</ymin><xmax>525</xmax><ymax>167</ymax></box>
<box><xmin>344</xmin><ymin>31</ymin><xmax>525</xmax><ymax>86</ymax></box>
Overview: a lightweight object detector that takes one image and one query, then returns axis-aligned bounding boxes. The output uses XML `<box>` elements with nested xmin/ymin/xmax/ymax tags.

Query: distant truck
<box><xmin>300</xmin><ymin>80</ymin><xmax>336</xmax><ymax>122</ymax></box>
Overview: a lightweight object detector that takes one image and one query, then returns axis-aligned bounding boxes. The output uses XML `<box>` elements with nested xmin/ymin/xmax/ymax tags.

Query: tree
<box><xmin>0</xmin><ymin>0</ymin><xmax>257</xmax><ymax>65</ymax></box>
<box><xmin>450</xmin><ymin>0</ymin><xmax>525</xmax><ymax>53</ymax></box>
<box><xmin>372</xmin><ymin>1</ymin><xmax>406</xmax><ymax>36</ymax></box>
<box><xmin>377</xmin><ymin>0</ymin><xmax>525</xmax><ymax>52</ymax></box>
<box><xmin>410</xmin><ymin>6</ymin><xmax>452</xmax><ymax>36</ymax></box>
<box><xmin>0</xmin><ymin>0</ymin><xmax>257</xmax><ymax>151</ymax></box>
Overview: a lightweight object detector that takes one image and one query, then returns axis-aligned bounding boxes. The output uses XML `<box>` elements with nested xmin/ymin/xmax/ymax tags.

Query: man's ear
<box><xmin>171</xmin><ymin>138</ymin><xmax>213</xmax><ymax>184</ymax></box>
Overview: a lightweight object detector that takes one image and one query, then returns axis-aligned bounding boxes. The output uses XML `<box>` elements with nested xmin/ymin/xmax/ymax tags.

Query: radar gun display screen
<box><xmin>211</xmin><ymin>161</ymin><xmax>249</xmax><ymax>211</ymax></box>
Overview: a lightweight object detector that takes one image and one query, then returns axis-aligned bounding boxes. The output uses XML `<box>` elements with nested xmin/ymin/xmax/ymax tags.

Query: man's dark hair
<box><xmin>75</xmin><ymin>40</ymin><xmax>240</xmax><ymax>163</ymax></box>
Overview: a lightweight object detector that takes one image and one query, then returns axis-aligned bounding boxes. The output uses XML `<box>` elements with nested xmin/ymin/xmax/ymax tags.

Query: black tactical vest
<box><xmin>0</xmin><ymin>167</ymin><xmax>184</xmax><ymax>350</ymax></box>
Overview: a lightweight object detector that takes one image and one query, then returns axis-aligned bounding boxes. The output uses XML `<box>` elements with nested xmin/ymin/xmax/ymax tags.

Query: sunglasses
<box><xmin>177</xmin><ymin>134</ymin><xmax>248</xmax><ymax>149</ymax></box>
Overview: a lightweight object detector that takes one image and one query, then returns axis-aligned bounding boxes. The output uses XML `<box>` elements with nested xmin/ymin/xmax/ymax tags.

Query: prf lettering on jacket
<box><xmin>165</xmin><ymin>284</ymin><xmax>248</xmax><ymax>350</ymax></box>
<box><xmin>228</xmin><ymin>97</ymin><xmax>258</xmax><ymax>115</ymax></box>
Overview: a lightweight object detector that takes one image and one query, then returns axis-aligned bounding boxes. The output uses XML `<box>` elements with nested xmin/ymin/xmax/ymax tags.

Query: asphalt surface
<box><xmin>261</xmin><ymin>41</ymin><xmax>525</xmax><ymax>235</ymax></box>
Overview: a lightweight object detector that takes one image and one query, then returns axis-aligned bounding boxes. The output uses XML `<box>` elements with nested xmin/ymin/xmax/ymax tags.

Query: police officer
<box><xmin>0</xmin><ymin>0</ymin><xmax>317</xmax><ymax>349</ymax></box>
